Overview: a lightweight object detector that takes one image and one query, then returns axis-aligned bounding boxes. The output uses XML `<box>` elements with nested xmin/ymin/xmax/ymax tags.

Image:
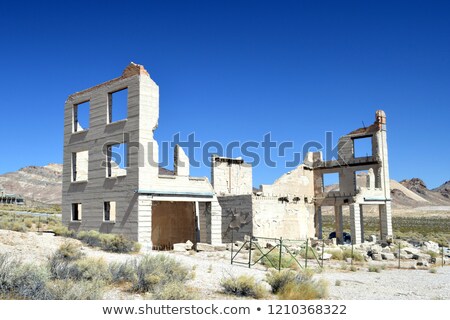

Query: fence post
<box><xmin>398</xmin><ymin>242</ymin><xmax>401</xmax><ymax>269</ymax></box>
<box><xmin>442</xmin><ymin>247</ymin><xmax>445</xmax><ymax>268</ymax></box>
<box><xmin>230</xmin><ymin>229</ymin><xmax>234</xmax><ymax>265</ymax></box>
<box><xmin>38</xmin><ymin>216</ymin><xmax>41</xmax><ymax>233</ymax></box>
<box><xmin>305</xmin><ymin>238</ymin><xmax>309</xmax><ymax>269</ymax></box>
<box><xmin>351</xmin><ymin>243</ymin><xmax>354</xmax><ymax>267</ymax></box>
<box><xmin>278</xmin><ymin>237</ymin><xmax>283</xmax><ymax>271</ymax></box>
<box><xmin>248</xmin><ymin>236</ymin><xmax>253</xmax><ymax>268</ymax></box>
<box><xmin>321</xmin><ymin>239</ymin><xmax>325</xmax><ymax>268</ymax></box>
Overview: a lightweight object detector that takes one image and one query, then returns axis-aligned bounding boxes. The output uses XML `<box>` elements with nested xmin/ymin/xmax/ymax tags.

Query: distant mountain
<box><xmin>0</xmin><ymin>164</ymin><xmax>175</xmax><ymax>206</ymax></box>
<box><xmin>399</xmin><ymin>178</ymin><xmax>450</xmax><ymax>206</ymax></box>
<box><xmin>432</xmin><ymin>180</ymin><xmax>450</xmax><ymax>199</ymax></box>
<box><xmin>1</xmin><ymin>164</ymin><xmax>449</xmax><ymax>209</ymax></box>
<box><xmin>0</xmin><ymin>164</ymin><xmax>62</xmax><ymax>206</ymax></box>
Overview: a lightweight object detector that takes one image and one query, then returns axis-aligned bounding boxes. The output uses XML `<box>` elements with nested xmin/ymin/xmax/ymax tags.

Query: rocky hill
<box><xmin>1</xmin><ymin>164</ymin><xmax>449</xmax><ymax>210</ymax></box>
<box><xmin>0</xmin><ymin>164</ymin><xmax>62</xmax><ymax>206</ymax></box>
<box><xmin>0</xmin><ymin>164</ymin><xmax>175</xmax><ymax>206</ymax></box>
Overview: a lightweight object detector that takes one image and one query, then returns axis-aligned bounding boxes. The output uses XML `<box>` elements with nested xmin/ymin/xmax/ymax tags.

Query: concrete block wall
<box><xmin>212</xmin><ymin>157</ymin><xmax>252</xmax><ymax>195</ymax></box>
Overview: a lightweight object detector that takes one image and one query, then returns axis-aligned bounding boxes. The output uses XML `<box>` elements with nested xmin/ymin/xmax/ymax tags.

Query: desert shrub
<box><xmin>266</xmin><ymin>268</ymin><xmax>327</xmax><ymax>300</ymax></box>
<box><xmin>154</xmin><ymin>281</ymin><xmax>195</xmax><ymax>300</ymax></box>
<box><xmin>342</xmin><ymin>248</ymin><xmax>364</xmax><ymax>262</ymax></box>
<box><xmin>53</xmin><ymin>225</ymin><xmax>76</xmax><ymax>238</ymax></box>
<box><xmin>12</xmin><ymin>264</ymin><xmax>50</xmax><ymax>299</ymax></box>
<box><xmin>45</xmin><ymin>279</ymin><xmax>104</xmax><ymax>300</ymax></box>
<box><xmin>220</xmin><ymin>274</ymin><xmax>265</xmax><ymax>299</ymax></box>
<box><xmin>0</xmin><ymin>253</ymin><xmax>50</xmax><ymax>299</ymax></box>
<box><xmin>0</xmin><ymin>253</ymin><xmax>16</xmax><ymax>294</ymax></box>
<box><xmin>76</xmin><ymin>231</ymin><xmax>140</xmax><ymax>253</ymax></box>
<box><xmin>24</xmin><ymin>219</ymin><xmax>33</xmax><ymax>228</ymax></box>
<box><xmin>77</xmin><ymin>230</ymin><xmax>103</xmax><ymax>247</ymax></box>
<box><xmin>109</xmin><ymin>260</ymin><xmax>137</xmax><ymax>283</ymax></box>
<box><xmin>278</xmin><ymin>279</ymin><xmax>328</xmax><ymax>300</ymax></box>
<box><xmin>11</xmin><ymin>221</ymin><xmax>27</xmax><ymax>232</ymax></box>
<box><xmin>368</xmin><ymin>265</ymin><xmax>381</xmax><ymax>273</ymax></box>
<box><xmin>257</xmin><ymin>249</ymin><xmax>298</xmax><ymax>269</ymax></box>
<box><xmin>133</xmin><ymin>255</ymin><xmax>189</xmax><ymax>293</ymax></box>
<box><xmin>426</xmin><ymin>250</ymin><xmax>438</xmax><ymax>259</ymax></box>
<box><xmin>326</xmin><ymin>249</ymin><xmax>343</xmax><ymax>260</ymax></box>
<box><xmin>429</xmin><ymin>268</ymin><xmax>437</xmax><ymax>274</ymax></box>
<box><xmin>299</xmin><ymin>247</ymin><xmax>318</xmax><ymax>259</ymax></box>
<box><xmin>54</xmin><ymin>242</ymin><xmax>84</xmax><ymax>261</ymax></box>
<box><xmin>68</xmin><ymin>258</ymin><xmax>111</xmax><ymax>282</ymax></box>
<box><xmin>266</xmin><ymin>269</ymin><xmax>297</xmax><ymax>294</ymax></box>
<box><xmin>350</xmin><ymin>266</ymin><xmax>357</xmax><ymax>272</ymax></box>
<box><xmin>335</xmin><ymin>280</ymin><xmax>341</xmax><ymax>286</ymax></box>
<box><xmin>100</xmin><ymin>234</ymin><xmax>140</xmax><ymax>253</ymax></box>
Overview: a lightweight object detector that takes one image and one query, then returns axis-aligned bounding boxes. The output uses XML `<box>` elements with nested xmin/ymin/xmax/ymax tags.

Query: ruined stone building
<box><xmin>214</xmin><ymin>110</ymin><xmax>392</xmax><ymax>244</ymax></box>
<box><xmin>63</xmin><ymin>63</ymin><xmax>221</xmax><ymax>250</ymax></box>
<box><xmin>63</xmin><ymin>63</ymin><xmax>392</xmax><ymax>249</ymax></box>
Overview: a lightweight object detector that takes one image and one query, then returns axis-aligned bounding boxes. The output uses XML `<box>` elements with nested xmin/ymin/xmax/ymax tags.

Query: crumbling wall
<box><xmin>260</xmin><ymin>165</ymin><xmax>314</xmax><ymax>197</ymax></box>
<box><xmin>212</xmin><ymin>156</ymin><xmax>252</xmax><ymax>195</ymax></box>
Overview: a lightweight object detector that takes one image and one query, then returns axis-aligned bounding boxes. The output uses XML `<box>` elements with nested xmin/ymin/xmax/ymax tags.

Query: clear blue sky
<box><xmin>0</xmin><ymin>0</ymin><xmax>449</xmax><ymax>188</ymax></box>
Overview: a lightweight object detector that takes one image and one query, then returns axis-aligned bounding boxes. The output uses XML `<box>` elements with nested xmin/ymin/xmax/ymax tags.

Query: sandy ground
<box><xmin>0</xmin><ymin>229</ymin><xmax>449</xmax><ymax>300</ymax></box>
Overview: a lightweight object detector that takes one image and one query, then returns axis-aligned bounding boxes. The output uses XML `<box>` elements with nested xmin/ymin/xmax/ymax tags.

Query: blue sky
<box><xmin>0</xmin><ymin>0</ymin><xmax>449</xmax><ymax>188</ymax></box>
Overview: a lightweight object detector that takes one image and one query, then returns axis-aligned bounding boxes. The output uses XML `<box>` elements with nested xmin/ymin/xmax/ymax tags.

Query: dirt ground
<box><xmin>0</xmin><ymin>229</ymin><xmax>448</xmax><ymax>300</ymax></box>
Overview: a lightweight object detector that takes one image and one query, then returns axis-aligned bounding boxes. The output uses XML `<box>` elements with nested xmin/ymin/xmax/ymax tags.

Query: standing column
<box><xmin>349</xmin><ymin>203</ymin><xmax>362</xmax><ymax>244</ymax></box>
<box><xmin>379</xmin><ymin>202</ymin><xmax>393</xmax><ymax>240</ymax></box>
<box><xmin>315</xmin><ymin>205</ymin><xmax>323</xmax><ymax>239</ymax></box>
<box><xmin>334</xmin><ymin>205</ymin><xmax>344</xmax><ymax>244</ymax></box>
<box><xmin>359</xmin><ymin>204</ymin><xmax>365</xmax><ymax>243</ymax></box>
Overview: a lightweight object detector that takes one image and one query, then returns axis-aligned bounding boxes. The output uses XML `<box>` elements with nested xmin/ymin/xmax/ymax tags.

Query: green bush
<box><xmin>266</xmin><ymin>269</ymin><xmax>297</xmax><ymax>294</ymax></box>
<box><xmin>54</xmin><ymin>242</ymin><xmax>84</xmax><ymax>261</ymax></box>
<box><xmin>45</xmin><ymin>279</ymin><xmax>105</xmax><ymax>300</ymax></box>
<box><xmin>109</xmin><ymin>260</ymin><xmax>137</xmax><ymax>283</ymax></box>
<box><xmin>100</xmin><ymin>234</ymin><xmax>140</xmax><ymax>253</ymax></box>
<box><xmin>53</xmin><ymin>225</ymin><xmax>77</xmax><ymax>238</ymax></box>
<box><xmin>256</xmin><ymin>249</ymin><xmax>298</xmax><ymax>269</ymax></box>
<box><xmin>326</xmin><ymin>249</ymin><xmax>343</xmax><ymax>260</ymax></box>
<box><xmin>0</xmin><ymin>253</ymin><xmax>50</xmax><ymax>299</ymax></box>
<box><xmin>154</xmin><ymin>281</ymin><xmax>196</xmax><ymax>300</ymax></box>
<box><xmin>77</xmin><ymin>230</ymin><xmax>103</xmax><ymax>247</ymax></box>
<box><xmin>368</xmin><ymin>265</ymin><xmax>381</xmax><ymax>273</ymax></box>
<box><xmin>299</xmin><ymin>247</ymin><xmax>318</xmax><ymax>259</ymax></box>
<box><xmin>266</xmin><ymin>268</ymin><xmax>327</xmax><ymax>300</ymax></box>
<box><xmin>68</xmin><ymin>258</ymin><xmax>111</xmax><ymax>282</ymax></box>
<box><xmin>220</xmin><ymin>274</ymin><xmax>266</xmax><ymax>299</ymax></box>
<box><xmin>278</xmin><ymin>279</ymin><xmax>328</xmax><ymax>300</ymax></box>
<box><xmin>133</xmin><ymin>255</ymin><xmax>190</xmax><ymax>293</ymax></box>
<box><xmin>343</xmin><ymin>248</ymin><xmax>364</xmax><ymax>262</ymax></box>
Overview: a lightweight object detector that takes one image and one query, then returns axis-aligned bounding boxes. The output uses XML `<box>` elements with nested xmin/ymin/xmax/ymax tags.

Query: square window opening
<box><xmin>323</xmin><ymin>172</ymin><xmax>340</xmax><ymax>192</ymax></box>
<box><xmin>104</xmin><ymin>201</ymin><xmax>116</xmax><ymax>222</ymax></box>
<box><xmin>71</xmin><ymin>150</ymin><xmax>88</xmax><ymax>182</ymax></box>
<box><xmin>73</xmin><ymin>101</ymin><xmax>90</xmax><ymax>132</ymax></box>
<box><xmin>354</xmin><ymin>170</ymin><xmax>370</xmax><ymax>189</ymax></box>
<box><xmin>106</xmin><ymin>143</ymin><xmax>128</xmax><ymax>177</ymax></box>
<box><xmin>108</xmin><ymin>88</ymin><xmax>128</xmax><ymax>123</ymax></box>
<box><xmin>72</xmin><ymin>203</ymin><xmax>82</xmax><ymax>221</ymax></box>
<box><xmin>353</xmin><ymin>136</ymin><xmax>373</xmax><ymax>158</ymax></box>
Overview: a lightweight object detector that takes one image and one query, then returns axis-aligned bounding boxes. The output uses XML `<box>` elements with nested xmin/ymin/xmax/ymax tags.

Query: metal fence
<box><xmin>230</xmin><ymin>233</ymin><xmax>325</xmax><ymax>271</ymax></box>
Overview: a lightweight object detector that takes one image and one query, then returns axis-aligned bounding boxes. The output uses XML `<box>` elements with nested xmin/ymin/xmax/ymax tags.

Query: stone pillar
<box><xmin>315</xmin><ymin>205</ymin><xmax>323</xmax><ymax>239</ymax></box>
<box><xmin>138</xmin><ymin>195</ymin><xmax>153</xmax><ymax>251</ymax></box>
<box><xmin>359</xmin><ymin>204</ymin><xmax>365</xmax><ymax>243</ymax></box>
<box><xmin>210</xmin><ymin>197</ymin><xmax>223</xmax><ymax>245</ymax></box>
<box><xmin>349</xmin><ymin>203</ymin><xmax>362</xmax><ymax>244</ymax></box>
<box><xmin>198</xmin><ymin>202</ymin><xmax>210</xmax><ymax>243</ymax></box>
<box><xmin>379</xmin><ymin>202</ymin><xmax>393</xmax><ymax>240</ymax></box>
<box><xmin>334</xmin><ymin>205</ymin><xmax>344</xmax><ymax>244</ymax></box>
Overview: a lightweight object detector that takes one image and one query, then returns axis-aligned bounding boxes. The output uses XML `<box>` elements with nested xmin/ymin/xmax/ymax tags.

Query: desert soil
<box><xmin>0</xmin><ymin>229</ymin><xmax>448</xmax><ymax>300</ymax></box>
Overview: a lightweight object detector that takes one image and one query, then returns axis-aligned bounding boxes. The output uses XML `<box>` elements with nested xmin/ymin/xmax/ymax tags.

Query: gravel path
<box><xmin>1</xmin><ymin>230</ymin><xmax>448</xmax><ymax>300</ymax></box>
